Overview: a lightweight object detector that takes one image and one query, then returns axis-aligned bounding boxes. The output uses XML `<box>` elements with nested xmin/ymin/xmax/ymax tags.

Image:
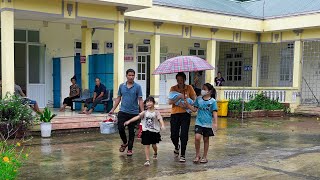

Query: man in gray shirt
<box><xmin>14</xmin><ymin>83</ymin><xmax>42</xmax><ymax>113</ymax></box>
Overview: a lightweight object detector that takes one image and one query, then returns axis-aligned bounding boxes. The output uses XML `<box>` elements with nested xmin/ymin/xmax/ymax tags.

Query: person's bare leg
<box><xmin>33</xmin><ymin>103</ymin><xmax>42</xmax><ymax>113</ymax></box>
<box><xmin>202</xmin><ymin>136</ymin><xmax>210</xmax><ymax>160</ymax></box>
<box><xmin>81</xmin><ymin>107</ymin><xmax>88</xmax><ymax>114</ymax></box>
<box><xmin>195</xmin><ymin>134</ymin><xmax>201</xmax><ymax>158</ymax></box>
<box><xmin>152</xmin><ymin>144</ymin><xmax>158</xmax><ymax>159</ymax></box>
<box><xmin>86</xmin><ymin>108</ymin><xmax>93</xmax><ymax>115</ymax></box>
<box><xmin>144</xmin><ymin>145</ymin><xmax>151</xmax><ymax>166</ymax></box>
<box><xmin>59</xmin><ymin>104</ymin><xmax>67</xmax><ymax>112</ymax></box>
<box><xmin>145</xmin><ymin>145</ymin><xmax>150</xmax><ymax>161</ymax></box>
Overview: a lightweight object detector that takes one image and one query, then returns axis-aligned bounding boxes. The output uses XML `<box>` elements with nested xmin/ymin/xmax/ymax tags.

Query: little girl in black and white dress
<box><xmin>124</xmin><ymin>96</ymin><xmax>165</xmax><ymax>166</ymax></box>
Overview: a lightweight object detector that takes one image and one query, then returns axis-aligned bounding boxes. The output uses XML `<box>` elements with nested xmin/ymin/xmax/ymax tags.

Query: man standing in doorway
<box><xmin>109</xmin><ymin>69</ymin><xmax>144</xmax><ymax>156</ymax></box>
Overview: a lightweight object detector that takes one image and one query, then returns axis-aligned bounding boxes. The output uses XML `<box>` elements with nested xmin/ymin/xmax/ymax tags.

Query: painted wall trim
<box><xmin>214</xmin><ymin>39</ymin><xmax>234</xmax><ymax>43</ymax></box>
<box><xmin>155</xmin><ymin>33</ymin><xmax>183</xmax><ymax>38</ymax></box>
<box><xmin>6</xmin><ymin>9</ymin><xmax>63</xmax><ymax>17</ymax></box>
<box><xmin>128</xmin><ymin>30</ymin><xmax>153</xmax><ymax>35</ymax></box>
<box><xmin>76</xmin><ymin>16</ymin><xmax>120</xmax><ymax>24</ymax></box>
<box><xmin>302</xmin><ymin>38</ymin><xmax>320</xmax><ymax>42</ymax></box>
<box><xmin>189</xmin><ymin>36</ymin><xmax>210</xmax><ymax>41</ymax></box>
<box><xmin>94</xmin><ymin>27</ymin><xmax>114</xmax><ymax>31</ymax></box>
<box><xmin>239</xmin><ymin>41</ymin><xmax>256</xmax><ymax>44</ymax></box>
<box><xmin>0</xmin><ymin>7</ymin><xmax>14</xmax><ymax>12</ymax></box>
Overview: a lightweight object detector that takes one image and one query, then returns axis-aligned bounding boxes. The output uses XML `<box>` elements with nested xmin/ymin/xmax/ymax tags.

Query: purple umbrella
<box><xmin>153</xmin><ymin>56</ymin><xmax>214</xmax><ymax>75</ymax></box>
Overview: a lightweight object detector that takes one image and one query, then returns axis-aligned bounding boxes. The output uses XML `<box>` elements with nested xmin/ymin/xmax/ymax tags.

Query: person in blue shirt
<box><xmin>81</xmin><ymin>77</ymin><xmax>107</xmax><ymax>114</ymax></box>
<box><xmin>109</xmin><ymin>69</ymin><xmax>144</xmax><ymax>156</ymax></box>
<box><xmin>186</xmin><ymin>83</ymin><xmax>218</xmax><ymax>164</ymax></box>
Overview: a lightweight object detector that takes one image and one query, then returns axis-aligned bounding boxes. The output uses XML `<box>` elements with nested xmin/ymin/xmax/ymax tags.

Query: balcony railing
<box><xmin>216</xmin><ymin>87</ymin><xmax>300</xmax><ymax>104</ymax></box>
<box><xmin>224</xmin><ymin>90</ymin><xmax>286</xmax><ymax>102</ymax></box>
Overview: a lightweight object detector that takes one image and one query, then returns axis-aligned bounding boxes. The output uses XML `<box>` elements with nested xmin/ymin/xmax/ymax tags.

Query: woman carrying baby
<box><xmin>168</xmin><ymin>72</ymin><xmax>197</xmax><ymax>163</ymax></box>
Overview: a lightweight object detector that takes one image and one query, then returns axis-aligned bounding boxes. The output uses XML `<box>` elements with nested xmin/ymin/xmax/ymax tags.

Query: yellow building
<box><xmin>1</xmin><ymin>0</ymin><xmax>320</xmax><ymax>111</ymax></box>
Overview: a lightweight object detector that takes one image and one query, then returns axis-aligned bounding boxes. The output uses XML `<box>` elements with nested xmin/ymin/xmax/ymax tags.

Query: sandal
<box><xmin>153</xmin><ymin>154</ymin><xmax>158</xmax><ymax>159</ymax></box>
<box><xmin>193</xmin><ymin>156</ymin><xmax>201</xmax><ymax>164</ymax></box>
<box><xmin>179</xmin><ymin>156</ymin><xmax>186</xmax><ymax>163</ymax></box>
<box><xmin>200</xmin><ymin>158</ymin><xmax>208</xmax><ymax>164</ymax></box>
<box><xmin>119</xmin><ymin>144</ymin><xmax>128</xmax><ymax>152</ymax></box>
<box><xmin>144</xmin><ymin>160</ymin><xmax>150</xmax><ymax>166</ymax></box>
<box><xmin>127</xmin><ymin>150</ymin><xmax>133</xmax><ymax>156</ymax></box>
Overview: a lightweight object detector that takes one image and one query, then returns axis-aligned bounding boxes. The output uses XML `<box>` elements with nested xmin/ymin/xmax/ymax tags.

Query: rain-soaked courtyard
<box><xmin>19</xmin><ymin>117</ymin><xmax>320</xmax><ymax>180</ymax></box>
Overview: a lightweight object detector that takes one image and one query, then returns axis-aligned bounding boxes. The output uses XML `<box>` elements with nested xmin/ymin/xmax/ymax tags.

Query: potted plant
<box><xmin>39</xmin><ymin>107</ymin><xmax>56</xmax><ymax>138</ymax></box>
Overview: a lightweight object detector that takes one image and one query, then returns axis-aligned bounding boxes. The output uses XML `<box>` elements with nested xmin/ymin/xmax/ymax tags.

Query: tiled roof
<box><xmin>153</xmin><ymin>0</ymin><xmax>320</xmax><ymax>19</ymax></box>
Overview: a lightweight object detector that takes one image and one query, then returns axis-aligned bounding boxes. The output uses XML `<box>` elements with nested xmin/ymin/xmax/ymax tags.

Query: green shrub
<box><xmin>0</xmin><ymin>94</ymin><xmax>35</xmax><ymax>139</ymax></box>
<box><xmin>228</xmin><ymin>93</ymin><xmax>284</xmax><ymax>112</ymax></box>
<box><xmin>0</xmin><ymin>94</ymin><xmax>32</xmax><ymax>179</ymax></box>
<box><xmin>228</xmin><ymin>99</ymin><xmax>243</xmax><ymax>113</ymax></box>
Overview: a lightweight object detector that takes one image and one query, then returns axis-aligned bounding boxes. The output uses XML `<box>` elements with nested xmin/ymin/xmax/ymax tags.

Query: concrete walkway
<box><xmin>20</xmin><ymin>117</ymin><xmax>320</xmax><ymax>179</ymax></box>
<box><xmin>31</xmin><ymin>105</ymin><xmax>173</xmax><ymax>131</ymax></box>
<box><xmin>294</xmin><ymin>105</ymin><xmax>320</xmax><ymax>117</ymax></box>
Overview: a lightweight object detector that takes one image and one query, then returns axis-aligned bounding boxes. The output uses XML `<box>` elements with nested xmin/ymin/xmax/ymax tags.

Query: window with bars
<box><xmin>189</xmin><ymin>48</ymin><xmax>206</xmax><ymax>58</ymax></box>
<box><xmin>137</xmin><ymin>55</ymin><xmax>147</xmax><ymax>80</ymax></box>
<box><xmin>226</xmin><ymin>60</ymin><xmax>243</xmax><ymax>81</ymax></box>
<box><xmin>260</xmin><ymin>56</ymin><xmax>269</xmax><ymax>79</ymax></box>
<box><xmin>74</xmin><ymin>41</ymin><xmax>99</xmax><ymax>55</ymax></box>
<box><xmin>260</xmin><ymin>42</ymin><xmax>294</xmax><ymax>87</ymax></box>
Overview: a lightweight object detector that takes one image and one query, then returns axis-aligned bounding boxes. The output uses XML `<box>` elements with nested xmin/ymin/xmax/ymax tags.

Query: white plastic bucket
<box><xmin>100</xmin><ymin>122</ymin><xmax>118</xmax><ymax>134</ymax></box>
<box><xmin>40</xmin><ymin>122</ymin><xmax>52</xmax><ymax>138</ymax></box>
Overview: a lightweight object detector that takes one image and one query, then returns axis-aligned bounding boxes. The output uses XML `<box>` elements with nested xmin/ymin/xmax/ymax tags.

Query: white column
<box><xmin>205</xmin><ymin>40</ymin><xmax>217</xmax><ymax>85</ymax></box>
<box><xmin>252</xmin><ymin>44</ymin><xmax>258</xmax><ymax>87</ymax></box>
<box><xmin>293</xmin><ymin>40</ymin><xmax>303</xmax><ymax>88</ymax></box>
<box><xmin>1</xmin><ymin>2</ymin><xmax>15</xmax><ymax>97</ymax></box>
<box><xmin>113</xmin><ymin>7</ymin><xmax>126</xmax><ymax>98</ymax></box>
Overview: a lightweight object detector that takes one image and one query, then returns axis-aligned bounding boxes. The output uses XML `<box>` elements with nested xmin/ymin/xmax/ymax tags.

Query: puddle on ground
<box><xmin>18</xmin><ymin>117</ymin><xmax>320</xmax><ymax>179</ymax></box>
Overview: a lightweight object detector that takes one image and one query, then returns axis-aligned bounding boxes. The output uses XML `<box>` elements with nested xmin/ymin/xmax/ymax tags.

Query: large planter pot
<box><xmin>267</xmin><ymin>110</ymin><xmax>285</xmax><ymax>117</ymax></box>
<box><xmin>228</xmin><ymin>110</ymin><xmax>266</xmax><ymax>118</ymax></box>
<box><xmin>40</xmin><ymin>122</ymin><xmax>52</xmax><ymax>138</ymax></box>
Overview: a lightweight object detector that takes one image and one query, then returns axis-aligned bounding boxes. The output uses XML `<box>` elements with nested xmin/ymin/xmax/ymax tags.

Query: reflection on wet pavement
<box><xmin>19</xmin><ymin>117</ymin><xmax>320</xmax><ymax>179</ymax></box>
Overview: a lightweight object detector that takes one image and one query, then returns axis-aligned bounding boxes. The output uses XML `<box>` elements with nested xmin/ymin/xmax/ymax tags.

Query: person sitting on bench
<box><xmin>14</xmin><ymin>83</ymin><xmax>42</xmax><ymax>113</ymax></box>
<box><xmin>59</xmin><ymin>76</ymin><xmax>80</xmax><ymax>112</ymax></box>
<box><xmin>80</xmin><ymin>77</ymin><xmax>107</xmax><ymax>115</ymax></box>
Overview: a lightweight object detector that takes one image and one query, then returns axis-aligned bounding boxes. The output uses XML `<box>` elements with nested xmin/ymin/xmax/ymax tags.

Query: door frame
<box><xmin>225</xmin><ymin>55</ymin><xmax>244</xmax><ymax>86</ymax></box>
<box><xmin>27</xmin><ymin>43</ymin><xmax>47</xmax><ymax>108</ymax></box>
<box><xmin>136</xmin><ymin>53</ymin><xmax>150</xmax><ymax>99</ymax></box>
<box><xmin>159</xmin><ymin>55</ymin><xmax>167</xmax><ymax>104</ymax></box>
<box><xmin>188</xmin><ymin>47</ymin><xmax>206</xmax><ymax>87</ymax></box>
<box><xmin>279</xmin><ymin>48</ymin><xmax>294</xmax><ymax>87</ymax></box>
<box><xmin>13</xmin><ymin>42</ymin><xmax>28</xmax><ymax>93</ymax></box>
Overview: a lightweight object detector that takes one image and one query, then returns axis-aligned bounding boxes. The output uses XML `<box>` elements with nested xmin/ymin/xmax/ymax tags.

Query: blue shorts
<box><xmin>22</xmin><ymin>98</ymin><xmax>37</xmax><ymax>105</ymax></box>
<box><xmin>29</xmin><ymin>99</ymin><xmax>37</xmax><ymax>105</ymax></box>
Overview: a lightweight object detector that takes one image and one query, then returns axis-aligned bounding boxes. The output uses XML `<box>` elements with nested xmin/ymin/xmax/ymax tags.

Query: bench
<box><xmin>73</xmin><ymin>89</ymin><xmax>111</xmax><ymax>113</ymax></box>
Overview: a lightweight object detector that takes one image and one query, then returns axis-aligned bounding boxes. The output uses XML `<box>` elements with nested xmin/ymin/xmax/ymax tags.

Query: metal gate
<box><xmin>302</xmin><ymin>41</ymin><xmax>320</xmax><ymax>105</ymax></box>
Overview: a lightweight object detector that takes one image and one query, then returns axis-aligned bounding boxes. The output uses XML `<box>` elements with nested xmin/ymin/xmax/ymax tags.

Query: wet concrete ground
<box><xmin>19</xmin><ymin>117</ymin><xmax>320</xmax><ymax>180</ymax></box>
